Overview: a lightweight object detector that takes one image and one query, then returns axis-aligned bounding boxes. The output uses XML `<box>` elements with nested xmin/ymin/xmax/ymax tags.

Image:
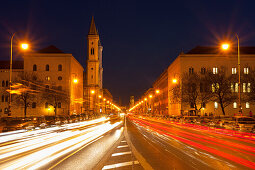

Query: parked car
<box><xmin>44</xmin><ymin>116</ymin><xmax>56</xmax><ymax>127</ymax></box>
<box><xmin>183</xmin><ymin>116</ymin><xmax>198</xmax><ymax>123</ymax></box>
<box><xmin>2</xmin><ymin>119</ymin><xmax>36</xmax><ymax>132</ymax></box>
<box><xmin>233</xmin><ymin>116</ymin><xmax>255</xmax><ymax>132</ymax></box>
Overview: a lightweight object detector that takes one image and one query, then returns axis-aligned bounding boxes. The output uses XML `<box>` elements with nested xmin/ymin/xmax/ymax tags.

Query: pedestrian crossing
<box><xmin>102</xmin><ymin>139</ymin><xmax>143</xmax><ymax>170</ymax></box>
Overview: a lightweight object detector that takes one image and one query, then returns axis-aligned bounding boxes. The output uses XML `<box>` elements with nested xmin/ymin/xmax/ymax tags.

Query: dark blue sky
<box><xmin>1</xmin><ymin>0</ymin><xmax>255</xmax><ymax>106</ymax></box>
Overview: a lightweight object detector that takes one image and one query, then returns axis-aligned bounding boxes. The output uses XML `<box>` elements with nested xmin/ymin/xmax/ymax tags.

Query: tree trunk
<box><xmin>219</xmin><ymin>96</ymin><xmax>225</xmax><ymax>115</ymax></box>
<box><xmin>24</xmin><ymin>104</ymin><xmax>27</xmax><ymax>118</ymax></box>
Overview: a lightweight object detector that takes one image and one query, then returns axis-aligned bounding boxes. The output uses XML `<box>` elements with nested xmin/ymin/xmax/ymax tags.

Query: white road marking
<box><xmin>102</xmin><ymin>160</ymin><xmax>139</xmax><ymax>169</ymax></box>
<box><xmin>112</xmin><ymin>151</ymin><xmax>131</xmax><ymax>157</ymax></box>
<box><xmin>117</xmin><ymin>145</ymin><xmax>129</xmax><ymax>148</ymax></box>
<box><xmin>121</xmin><ymin>140</ymin><xmax>126</xmax><ymax>143</ymax></box>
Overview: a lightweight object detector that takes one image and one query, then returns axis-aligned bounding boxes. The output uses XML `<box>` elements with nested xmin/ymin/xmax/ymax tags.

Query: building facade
<box><xmin>0</xmin><ymin>45</ymin><xmax>84</xmax><ymax>117</ymax></box>
<box><xmin>137</xmin><ymin>46</ymin><xmax>255</xmax><ymax>117</ymax></box>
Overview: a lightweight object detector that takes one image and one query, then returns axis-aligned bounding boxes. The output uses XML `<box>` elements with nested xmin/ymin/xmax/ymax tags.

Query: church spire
<box><xmin>88</xmin><ymin>16</ymin><xmax>98</xmax><ymax>35</ymax></box>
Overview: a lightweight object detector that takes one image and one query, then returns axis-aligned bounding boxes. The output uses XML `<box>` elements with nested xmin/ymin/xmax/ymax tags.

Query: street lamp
<box><xmin>9</xmin><ymin>32</ymin><xmax>29</xmax><ymax>115</ymax></box>
<box><xmin>172</xmin><ymin>78</ymin><xmax>177</xmax><ymax>84</ymax></box>
<box><xmin>221</xmin><ymin>34</ymin><xmax>241</xmax><ymax>113</ymax></box>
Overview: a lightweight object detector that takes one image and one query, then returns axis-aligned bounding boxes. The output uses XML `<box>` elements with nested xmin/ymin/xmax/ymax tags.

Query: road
<box><xmin>127</xmin><ymin>115</ymin><xmax>255</xmax><ymax>170</ymax></box>
<box><xmin>0</xmin><ymin>115</ymin><xmax>255</xmax><ymax>170</ymax></box>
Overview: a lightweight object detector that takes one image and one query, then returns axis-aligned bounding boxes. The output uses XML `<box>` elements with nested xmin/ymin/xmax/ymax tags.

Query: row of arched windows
<box><xmin>1</xmin><ymin>81</ymin><xmax>9</xmax><ymax>87</ymax></box>
<box><xmin>33</xmin><ymin>64</ymin><xmax>62</xmax><ymax>71</ymax></box>
<box><xmin>91</xmin><ymin>48</ymin><xmax>94</xmax><ymax>55</ymax></box>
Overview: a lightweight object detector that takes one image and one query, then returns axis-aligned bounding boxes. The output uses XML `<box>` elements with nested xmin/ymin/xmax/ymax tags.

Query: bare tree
<box><xmin>205</xmin><ymin>67</ymin><xmax>237</xmax><ymax>115</ymax></box>
<box><xmin>42</xmin><ymin>85</ymin><xmax>69</xmax><ymax>116</ymax></box>
<box><xmin>12</xmin><ymin>72</ymin><xmax>40</xmax><ymax>117</ymax></box>
<box><xmin>172</xmin><ymin>72</ymin><xmax>213</xmax><ymax>115</ymax></box>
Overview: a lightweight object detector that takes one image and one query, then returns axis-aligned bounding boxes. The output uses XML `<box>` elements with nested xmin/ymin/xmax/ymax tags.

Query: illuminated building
<box><xmin>142</xmin><ymin>46</ymin><xmax>255</xmax><ymax>117</ymax></box>
<box><xmin>84</xmin><ymin>16</ymin><xmax>104</xmax><ymax>115</ymax></box>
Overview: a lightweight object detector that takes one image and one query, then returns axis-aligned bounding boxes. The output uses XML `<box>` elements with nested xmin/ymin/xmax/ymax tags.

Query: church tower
<box><xmin>85</xmin><ymin>16</ymin><xmax>103</xmax><ymax>114</ymax></box>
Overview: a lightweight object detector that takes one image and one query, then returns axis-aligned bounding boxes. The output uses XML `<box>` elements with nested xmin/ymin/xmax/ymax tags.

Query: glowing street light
<box><xmin>144</xmin><ymin>98</ymin><xmax>147</xmax><ymax>101</ymax></box>
<box><xmin>21</xmin><ymin>43</ymin><xmax>29</xmax><ymax>50</ymax></box>
<box><xmin>91</xmin><ymin>90</ymin><xmax>95</xmax><ymax>94</ymax></box>
<box><xmin>73</xmin><ymin>79</ymin><xmax>78</xmax><ymax>83</ymax></box>
<box><xmin>98</xmin><ymin>95</ymin><xmax>102</xmax><ymax>98</ymax></box>
<box><xmin>149</xmin><ymin>95</ymin><xmax>153</xmax><ymax>98</ymax></box>
<box><xmin>155</xmin><ymin>89</ymin><xmax>160</xmax><ymax>94</ymax></box>
<box><xmin>221</xmin><ymin>43</ymin><xmax>230</xmax><ymax>50</ymax></box>
<box><xmin>172</xmin><ymin>78</ymin><xmax>177</xmax><ymax>84</ymax></box>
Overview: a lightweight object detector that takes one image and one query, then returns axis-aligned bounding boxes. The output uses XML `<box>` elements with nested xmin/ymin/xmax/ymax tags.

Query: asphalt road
<box><xmin>126</xmin><ymin>115</ymin><xmax>255</xmax><ymax>170</ymax></box>
<box><xmin>1</xmin><ymin>115</ymin><xmax>255</xmax><ymax>170</ymax></box>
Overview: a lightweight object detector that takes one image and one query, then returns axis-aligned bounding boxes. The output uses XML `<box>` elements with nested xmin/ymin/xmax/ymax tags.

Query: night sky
<box><xmin>1</xmin><ymin>0</ymin><xmax>255</xmax><ymax>106</ymax></box>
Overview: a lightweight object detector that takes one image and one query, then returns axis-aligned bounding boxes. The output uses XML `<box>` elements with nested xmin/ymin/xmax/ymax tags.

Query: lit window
<box><xmin>212</xmin><ymin>84</ymin><xmax>215</xmax><ymax>92</ymax></box>
<box><xmin>243</xmin><ymin>83</ymin><xmax>246</xmax><ymax>92</ymax></box>
<box><xmin>246</xmin><ymin>102</ymin><xmax>250</xmax><ymax>109</ymax></box>
<box><xmin>232</xmin><ymin>68</ymin><xmax>237</xmax><ymax>74</ymax></box>
<box><xmin>45</xmin><ymin>76</ymin><xmax>50</xmax><ymax>81</ymax></box>
<box><xmin>213</xmin><ymin>67</ymin><xmax>218</xmax><ymax>74</ymax></box>
<box><xmin>233</xmin><ymin>102</ymin><xmax>237</xmax><ymax>109</ymax></box>
<box><xmin>231</xmin><ymin>83</ymin><xmax>234</xmax><ymax>92</ymax></box>
<box><xmin>235</xmin><ymin>83</ymin><xmax>238</xmax><ymax>92</ymax></box>
<box><xmin>247</xmin><ymin>83</ymin><xmax>251</xmax><ymax>93</ymax></box>
<box><xmin>214</xmin><ymin>102</ymin><xmax>218</xmax><ymax>109</ymax></box>
<box><xmin>244</xmin><ymin>67</ymin><xmax>249</xmax><ymax>74</ymax></box>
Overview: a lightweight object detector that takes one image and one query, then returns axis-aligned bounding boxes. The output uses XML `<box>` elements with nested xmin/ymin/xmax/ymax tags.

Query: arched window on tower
<box><xmin>2</xmin><ymin>81</ymin><xmax>5</xmax><ymax>87</ymax></box>
<box><xmin>33</xmin><ymin>64</ymin><xmax>37</xmax><ymax>71</ymax></box>
<box><xmin>91</xmin><ymin>48</ymin><xmax>94</xmax><ymax>55</ymax></box>
<box><xmin>58</xmin><ymin>64</ymin><xmax>62</xmax><ymax>71</ymax></box>
<box><xmin>46</xmin><ymin>64</ymin><xmax>49</xmax><ymax>71</ymax></box>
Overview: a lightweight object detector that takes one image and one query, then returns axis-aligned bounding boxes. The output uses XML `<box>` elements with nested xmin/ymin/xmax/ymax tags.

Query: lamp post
<box><xmin>9</xmin><ymin>32</ymin><xmax>29</xmax><ymax>115</ymax></box>
<box><xmin>221</xmin><ymin>34</ymin><xmax>241</xmax><ymax>114</ymax></box>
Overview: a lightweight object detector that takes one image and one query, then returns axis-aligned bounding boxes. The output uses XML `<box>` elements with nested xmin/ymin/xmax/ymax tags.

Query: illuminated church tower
<box><xmin>85</xmin><ymin>16</ymin><xmax>103</xmax><ymax>114</ymax></box>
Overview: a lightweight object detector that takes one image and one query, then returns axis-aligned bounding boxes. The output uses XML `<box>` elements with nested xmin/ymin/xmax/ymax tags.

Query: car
<box><xmin>2</xmin><ymin>119</ymin><xmax>36</xmax><ymax>132</ymax></box>
<box><xmin>183</xmin><ymin>116</ymin><xmax>198</xmax><ymax>123</ymax></box>
<box><xmin>44</xmin><ymin>116</ymin><xmax>57</xmax><ymax>127</ymax></box>
<box><xmin>233</xmin><ymin>116</ymin><xmax>255</xmax><ymax>132</ymax></box>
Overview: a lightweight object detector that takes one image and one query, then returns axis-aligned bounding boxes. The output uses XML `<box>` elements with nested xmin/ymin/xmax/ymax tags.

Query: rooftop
<box><xmin>186</xmin><ymin>46</ymin><xmax>255</xmax><ymax>54</ymax></box>
<box><xmin>37</xmin><ymin>45</ymin><xmax>64</xmax><ymax>53</ymax></box>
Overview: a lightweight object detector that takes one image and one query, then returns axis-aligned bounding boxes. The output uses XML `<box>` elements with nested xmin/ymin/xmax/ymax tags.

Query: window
<box><xmin>189</xmin><ymin>67</ymin><xmax>194</xmax><ymax>74</ymax></box>
<box><xmin>231</xmin><ymin>83</ymin><xmax>234</xmax><ymax>92</ymax></box>
<box><xmin>91</xmin><ymin>48</ymin><xmax>94</xmax><ymax>55</ymax></box>
<box><xmin>33</xmin><ymin>64</ymin><xmax>37</xmax><ymax>71</ymax></box>
<box><xmin>213</xmin><ymin>67</ymin><xmax>218</xmax><ymax>74</ymax></box>
<box><xmin>235</xmin><ymin>83</ymin><xmax>238</xmax><ymax>92</ymax></box>
<box><xmin>243</xmin><ymin>83</ymin><xmax>246</xmax><ymax>93</ymax></box>
<box><xmin>233</xmin><ymin>102</ymin><xmax>237</xmax><ymax>109</ymax></box>
<box><xmin>6</xmin><ymin>81</ymin><xmax>9</xmax><ymax>87</ymax></box>
<box><xmin>46</xmin><ymin>64</ymin><xmax>49</xmax><ymax>71</ymax></box>
<box><xmin>58</xmin><ymin>102</ymin><xmax>61</xmax><ymax>108</ymax></box>
<box><xmin>247</xmin><ymin>83</ymin><xmax>251</xmax><ymax>92</ymax></box>
<box><xmin>232</xmin><ymin>68</ymin><xmax>237</xmax><ymax>74</ymax></box>
<box><xmin>58</xmin><ymin>64</ymin><xmax>62</xmax><ymax>71</ymax></box>
<box><xmin>2</xmin><ymin>80</ymin><xmax>5</xmax><ymax>87</ymax></box>
<box><xmin>45</xmin><ymin>85</ymin><xmax>49</xmax><ymax>92</ymax></box>
<box><xmin>45</xmin><ymin>76</ymin><xmax>50</xmax><ymax>81</ymax></box>
<box><xmin>5</xmin><ymin>96</ymin><xmax>8</xmax><ymax>102</ymax></box>
<box><xmin>58</xmin><ymin>76</ymin><xmax>62</xmax><ymax>80</ymax></box>
<box><xmin>212</xmin><ymin>83</ymin><xmax>219</xmax><ymax>92</ymax></box>
<box><xmin>201</xmin><ymin>67</ymin><xmax>206</xmax><ymax>74</ymax></box>
<box><xmin>244</xmin><ymin>67</ymin><xmax>249</xmax><ymax>74</ymax></box>
<box><xmin>32</xmin><ymin>102</ymin><xmax>36</xmax><ymax>108</ymax></box>
<box><xmin>214</xmin><ymin>102</ymin><xmax>218</xmax><ymax>109</ymax></box>
<box><xmin>58</xmin><ymin>86</ymin><xmax>62</xmax><ymax>90</ymax></box>
<box><xmin>91</xmin><ymin>75</ymin><xmax>93</xmax><ymax>79</ymax></box>
<box><xmin>91</xmin><ymin>68</ymin><xmax>93</xmax><ymax>70</ymax></box>
<box><xmin>1</xmin><ymin>95</ymin><xmax>4</xmax><ymax>102</ymax></box>
<box><xmin>246</xmin><ymin>102</ymin><xmax>250</xmax><ymax>109</ymax></box>
<box><xmin>45</xmin><ymin>102</ymin><xmax>48</xmax><ymax>108</ymax></box>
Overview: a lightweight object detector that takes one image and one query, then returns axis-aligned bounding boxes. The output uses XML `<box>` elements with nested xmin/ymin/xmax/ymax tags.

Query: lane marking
<box><xmin>112</xmin><ymin>151</ymin><xmax>131</xmax><ymax>157</ymax></box>
<box><xmin>117</xmin><ymin>145</ymin><xmax>129</xmax><ymax>148</ymax></box>
<box><xmin>102</xmin><ymin>160</ymin><xmax>139</xmax><ymax>169</ymax></box>
<box><xmin>121</xmin><ymin>141</ymin><xmax>126</xmax><ymax>143</ymax></box>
